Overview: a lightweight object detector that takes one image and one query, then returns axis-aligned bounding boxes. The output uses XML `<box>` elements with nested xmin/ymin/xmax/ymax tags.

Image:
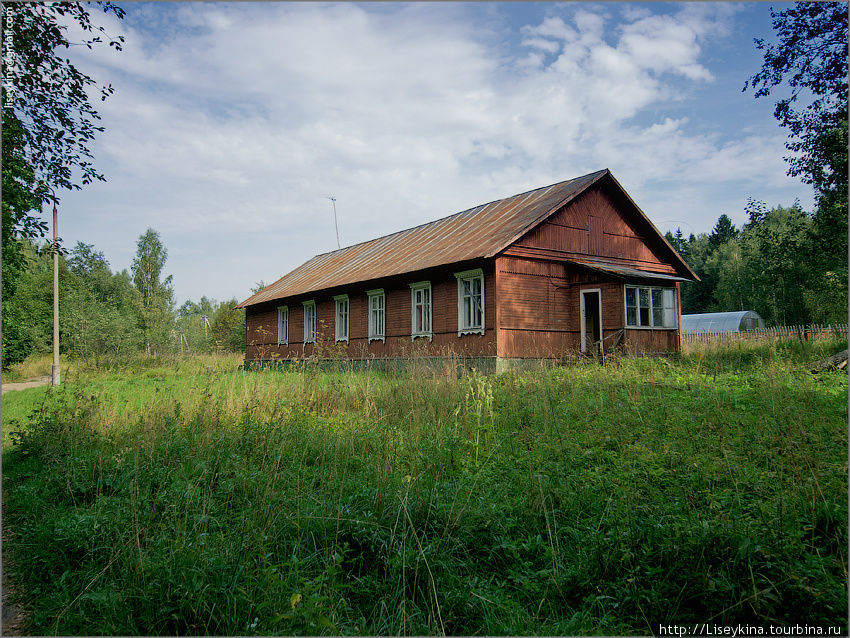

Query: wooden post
<box><xmin>52</xmin><ymin>201</ymin><xmax>60</xmax><ymax>386</ymax></box>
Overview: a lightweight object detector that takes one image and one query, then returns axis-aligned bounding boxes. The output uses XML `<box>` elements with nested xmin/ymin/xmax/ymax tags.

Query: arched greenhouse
<box><xmin>681</xmin><ymin>311</ymin><xmax>766</xmax><ymax>334</ymax></box>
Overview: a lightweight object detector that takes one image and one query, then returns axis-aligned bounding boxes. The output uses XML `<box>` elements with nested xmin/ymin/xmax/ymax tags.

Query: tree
<box><xmin>745</xmin><ymin>2</ymin><xmax>848</xmax><ymax>323</ymax></box>
<box><xmin>710</xmin><ymin>239</ymin><xmax>748</xmax><ymax>312</ymax></box>
<box><xmin>2</xmin><ymin>3</ymin><xmax>125</xmax><ymax>199</ymax></box>
<box><xmin>131</xmin><ymin>229</ymin><xmax>175</xmax><ymax>354</ymax></box>
<box><xmin>2</xmin><ymin>118</ymin><xmax>46</xmax><ymax>300</ymax></box>
<box><xmin>175</xmin><ymin>297</ymin><xmax>245</xmax><ymax>353</ymax></box>
<box><xmin>740</xmin><ymin>204</ymin><xmax>812</xmax><ymax>325</ymax></box>
<box><xmin>745</xmin><ymin>2</ymin><xmax>847</xmax><ymax>198</ymax></box>
<box><xmin>211</xmin><ymin>299</ymin><xmax>245</xmax><ymax>352</ymax></box>
<box><xmin>664</xmin><ymin>228</ymin><xmax>688</xmax><ymax>255</ymax></box>
<box><xmin>68</xmin><ymin>242</ymin><xmax>110</xmax><ymax>278</ymax></box>
<box><xmin>708</xmin><ymin>214</ymin><xmax>738</xmax><ymax>249</ymax></box>
<box><xmin>1</xmin><ymin>2</ymin><xmax>125</xmax><ymax>366</ymax></box>
<box><xmin>678</xmin><ymin>233</ymin><xmax>713</xmax><ymax>314</ymax></box>
<box><xmin>674</xmin><ymin>214</ymin><xmax>742</xmax><ymax>315</ymax></box>
<box><xmin>62</xmin><ymin>241</ymin><xmax>142</xmax><ymax>365</ymax></box>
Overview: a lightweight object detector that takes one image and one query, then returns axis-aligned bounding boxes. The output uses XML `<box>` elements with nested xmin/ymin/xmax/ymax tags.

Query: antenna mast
<box><xmin>326</xmin><ymin>196</ymin><xmax>340</xmax><ymax>249</ymax></box>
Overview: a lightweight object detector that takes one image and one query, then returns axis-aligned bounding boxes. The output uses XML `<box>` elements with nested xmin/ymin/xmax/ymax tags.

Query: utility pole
<box><xmin>326</xmin><ymin>196</ymin><xmax>340</xmax><ymax>249</ymax></box>
<box><xmin>52</xmin><ymin>200</ymin><xmax>60</xmax><ymax>386</ymax></box>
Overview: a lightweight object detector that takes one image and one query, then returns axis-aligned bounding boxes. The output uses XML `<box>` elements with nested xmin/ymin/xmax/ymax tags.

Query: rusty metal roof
<box><xmin>237</xmin><ymin>169</ymin><xmax>690</xmax><ymax>308</ymax></box>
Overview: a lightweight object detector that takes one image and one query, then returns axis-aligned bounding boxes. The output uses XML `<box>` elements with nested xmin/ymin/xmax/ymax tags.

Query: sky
<box><xmin>50</xmin><ymin>1</ymin><xmax>815</xmax><ymax>306</ymax></box>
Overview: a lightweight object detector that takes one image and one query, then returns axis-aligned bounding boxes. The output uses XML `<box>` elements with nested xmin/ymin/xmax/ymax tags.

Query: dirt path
<box><xmin>2</xmin><ymin>378</ymin><xmax>44</xmax><ymax>633</ymax></box>
<box><xmin>1</xmin><ymin>376</ymin><xmax>51</xmax><ymax>394</ymax></box>
<box><xmin>1</xmin><ymin>510</ymin><xmax>24</xmax><ymax>636</ymax></box>
<box><xmin>1</xmin><ymin>563</ymin><xmax>23</xmax><ymax>636</ymax></box>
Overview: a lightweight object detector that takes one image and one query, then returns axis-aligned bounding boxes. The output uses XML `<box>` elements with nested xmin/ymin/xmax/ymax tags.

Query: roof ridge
<box><xmin>237</xmin><ymin>168</ymin><xmax>626</xmax><ymax>308</ymax></box>
<box><xmin>309</xmin><ymin>170</ymin><xmax>607</xmax><ymax>260</ymax></box>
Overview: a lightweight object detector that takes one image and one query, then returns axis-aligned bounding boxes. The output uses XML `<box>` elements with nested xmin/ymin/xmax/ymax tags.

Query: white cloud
<box><xmin>55</xmin><ymin>2</ymin><xmax>814</xmax><ymax>304</ymax></box>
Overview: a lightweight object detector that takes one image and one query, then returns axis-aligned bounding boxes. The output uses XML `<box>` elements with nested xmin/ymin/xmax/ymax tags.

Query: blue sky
<box><xmin>52</xmin><ymin>1</ymin><xmax>814</xmax><ymax>305</ymax></box>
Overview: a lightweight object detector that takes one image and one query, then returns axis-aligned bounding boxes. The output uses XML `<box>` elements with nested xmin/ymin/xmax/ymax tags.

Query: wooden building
<box><xmin>237</xmin><ymin>169</ymin><xmax>697</xmax><ymax>369</ymax></box>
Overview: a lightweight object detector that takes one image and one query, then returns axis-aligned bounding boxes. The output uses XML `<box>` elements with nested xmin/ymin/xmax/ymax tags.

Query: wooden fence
<box><xmin>682</xmin><ymin>324</ymin><xmax>849</xmax><ymax>344</ymax></box>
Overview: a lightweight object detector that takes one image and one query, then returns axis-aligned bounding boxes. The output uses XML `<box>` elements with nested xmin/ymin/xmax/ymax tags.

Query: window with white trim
<box><xmin>367</xmin><ymin>289</ymin><xmax>385</xmax><ymax>342</ymax></box>
<box><xmin>334</xmin><ymin>295</ymin><xmax>349</xmax><ymax>342</ymax></box>
<box><xmin>303</xmin><ymin>300</ymin><xmax>316</xmax><ymax>343</ymax></box>
<box><xmin>277</xmin><ymin>306</ymin><xmax>289</xmax><ymax>345</ymax></box>
<box><xmin>625</xmin><ymin>286</ymin><xmax>676</xmax><ymax>328</ymax></box>
<box><xmin>410</xmin><ymin>281</ymin><xmax>432</xmax><ymax>340</ymax></box>
<box><xmin>455</xmin><ymin>268</ymin><xmax>484</xmax><ymax>335</ymax></box>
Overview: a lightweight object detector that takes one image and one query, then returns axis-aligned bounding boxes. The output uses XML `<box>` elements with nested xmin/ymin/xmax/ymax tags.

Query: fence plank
<box><xmin>682</xmin><ymin>324</ymin><xmax>848</xmax><ymax>344</ymax></box>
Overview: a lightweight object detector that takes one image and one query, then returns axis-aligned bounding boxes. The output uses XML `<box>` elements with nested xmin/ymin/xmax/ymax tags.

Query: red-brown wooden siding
<box><xmin>245</xmin><ymin>263</ymin><xmax>496</xmax><ymax>361</ymax></box>
<box><xmin>244</xmin><ymin>178</ymin><xmax>687</xmax><ymax>362</ymax></box>
<box><xmin>495</xmin><ymin>255</ymin><xmax>681</xmax><ymax>358</ymax></box>
<box><xmin>506</xmin><ymin>185</ymin><xmax>678</xmax><ymax>274</ymax></box>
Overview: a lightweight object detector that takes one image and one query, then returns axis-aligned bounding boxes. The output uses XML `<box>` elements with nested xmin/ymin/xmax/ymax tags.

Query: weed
<box><xmin>2</xmin><ymin>339</ymin><xmax>847</xmax><ymax>635</ymax></box>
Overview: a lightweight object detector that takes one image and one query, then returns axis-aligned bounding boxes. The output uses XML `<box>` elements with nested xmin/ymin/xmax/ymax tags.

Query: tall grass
<box><xmin>2</xmin><ymin>339</ymin><xmax>847</xmax><ymax>635</ymax></box>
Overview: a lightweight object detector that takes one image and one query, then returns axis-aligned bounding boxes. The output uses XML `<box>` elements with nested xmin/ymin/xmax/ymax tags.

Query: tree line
<box><xmin>680</xmin><ymin>2</ymin><xmax>848</xmax><ymax>325</ymax></box>
<box><xmin>1</xmin><ymin>2</ymin><xmax>845</xmax><ymax>366</ymax></box>
<box><xmin>666</xmin><ymin>200</ymin><xmax>845</xmax><ymax>326</ymax></box>
<box><xmin>0</xmin><ymin>4</ymin><xmax>245</xmax><ymax>369</ymax></box>
<box><xmin>2</xmin><ymin>229</ymin><xmax>245</xmax><ymax>368</ymax></box>
<box><xmin>678</xmin><ymin>2</ymin><xmax>847</xmax><ymax>327</ymax></box>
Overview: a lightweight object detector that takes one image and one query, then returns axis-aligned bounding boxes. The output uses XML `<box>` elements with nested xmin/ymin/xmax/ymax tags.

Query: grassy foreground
<box><xmin>2</xmin><ymin>340</ymin><xmax>847</xmax><ymax>635</ymax></box>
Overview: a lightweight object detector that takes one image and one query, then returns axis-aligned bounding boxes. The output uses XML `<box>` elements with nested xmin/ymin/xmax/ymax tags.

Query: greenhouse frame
<box><xmin>681</xmin><ymin>311</ymin><xmax>766</xmax><ymax>334</ymax></box>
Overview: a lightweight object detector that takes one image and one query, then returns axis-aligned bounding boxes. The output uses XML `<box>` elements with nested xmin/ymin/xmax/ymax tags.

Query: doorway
<box><xmin>580</xmin><ymin>289</ymin><xmax>602</xmax><ymax>355</ymax></box>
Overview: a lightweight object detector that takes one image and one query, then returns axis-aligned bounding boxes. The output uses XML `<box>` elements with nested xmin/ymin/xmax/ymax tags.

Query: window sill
<box><xmin>458</xmin><ymin>328</ymin><xmax>484</xmax><ymax>337</ymax></box>
<box><xmin>625</xmin><ymin>326</ymin><xmax>677</xmax><ymax>331</ymax></box>
<box><xmin>412</xmin><ymin>333</ymin><xmax>433</xmax><ymax>342</ymax></box>
<box><xmin>335</xmin><ymin>337</ymin><xmax>349</xmax><ymax>343</ymax></box>
<box><xmin>368</xmin><ymin>336</ymin><xmax>385</xmax><ymax>343</ymax></box>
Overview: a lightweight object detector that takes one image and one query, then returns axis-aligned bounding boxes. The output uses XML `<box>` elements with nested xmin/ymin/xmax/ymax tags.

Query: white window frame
<box><xmin>409</xmin><ymin>281</ymin><xmax>432</xmax><ymax>341</ymax></box>
<box><xmin>624</xmin><ymin>285</ymin><xmax>677</xmax><ymax>329</ymax></box>
<box><xmin>366</xmin><ymin>289</ymin><xmax>385</xmax><ymax>343</ymax></box>
<box><xmin>455</xmin><ymin>268</ymin><xmax>484</xmax><ymax>336</ymax></box>
<box><xmin>302</xmin><ymin>300</ymin><xmax>316</xmax><ymax>343</ymax></box>
<box><xmin>277</xmin><ymin>306</ymin><xmax>289</xmax><ymax>345</ymax></box>
<box><xmin>333</xmin><ymin>295</ymin><xmax>349</xmax><ymax>342</ymax></box>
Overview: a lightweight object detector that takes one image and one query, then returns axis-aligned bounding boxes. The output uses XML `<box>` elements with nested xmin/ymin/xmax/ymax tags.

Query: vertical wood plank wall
<box><xmin>510</xmin><ymin>185</ymin><xmax>678</xmax><ymax>274</ymax></box>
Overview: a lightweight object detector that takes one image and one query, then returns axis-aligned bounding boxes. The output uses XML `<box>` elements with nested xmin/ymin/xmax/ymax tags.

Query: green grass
<box><xmin>2</xmin><ymin>339</ymin><xmax>847</xmax><ymax>635</ymax></box>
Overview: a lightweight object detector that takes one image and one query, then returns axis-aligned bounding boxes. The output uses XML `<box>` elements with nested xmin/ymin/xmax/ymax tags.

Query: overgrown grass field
<box><xmin>2</xmin><ymin>340</ymin><xmax>847</xmax><ymax>635</ymax></box>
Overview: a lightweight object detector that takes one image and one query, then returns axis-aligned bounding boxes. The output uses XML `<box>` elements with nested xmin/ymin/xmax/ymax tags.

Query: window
<box><xmin>303</xmin><ymin>300</ymin><xmax>316</xmax><ymax>343</ymax></box>
<box><xmin>367</xmin><ymin>289</ymin><xmax>385</xmax><ymax>342</ymax></box>
<box><xmin>455</xmin><ymin>268</ymin><xmax>484</xmax><ymax>335</ymax></box>
<box><xmin>625</xmin><ymin>286</ymin><xmax>676</xmax><ymax>328</ymax></box>
<box><xmin>277</xmin><ymin>306</ymin><xmax>289</xmax><ymax>345</ymax></box>
<box><xmin>334</xmin><ymin>295</ymin><xmax>349</xmax><ymax>342</ymax></box>
<box><xmin>410</xmin><ymin>281</ymin><xmax>432</xmax><ymax>340</ymax></box>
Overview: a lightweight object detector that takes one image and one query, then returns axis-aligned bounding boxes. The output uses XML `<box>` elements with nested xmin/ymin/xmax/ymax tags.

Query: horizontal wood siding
<box><xmin>245</xmin><ymin>262</ymin><xmax>496</xmax><ymax>361</ymax></box>
<box><xmin>495</xmin><ymin>256</ymin><xmax>681</xmax><ymax>357</ymax></box>
<box><xmin>496</xmin><ymin>256</ymin><xmax>627</xmax><ymax>358</ymax></box>
<box><xmin>622</xmin><ymin>328</ymin><xmax>679</xmax><ymax>353</ymax></box>
<box><xmin>511</xmin><ymin>185</ymin><xmax>677</xmax><ymax>273</ymax></box>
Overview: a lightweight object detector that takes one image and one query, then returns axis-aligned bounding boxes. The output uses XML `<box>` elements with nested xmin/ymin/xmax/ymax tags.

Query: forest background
<box><xmin>2</xmin><ymin>2</ymin><xmax>846</xmax><ymax>369</ymax></box>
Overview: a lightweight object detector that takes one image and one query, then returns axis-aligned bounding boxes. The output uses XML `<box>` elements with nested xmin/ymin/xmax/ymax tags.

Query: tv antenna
<box><xmin>325</xmin><ymin>196</ymin><xmax>340</xmax><ymax>249</ymax></box>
